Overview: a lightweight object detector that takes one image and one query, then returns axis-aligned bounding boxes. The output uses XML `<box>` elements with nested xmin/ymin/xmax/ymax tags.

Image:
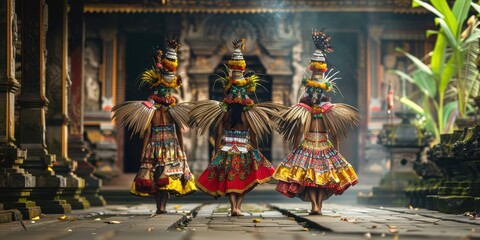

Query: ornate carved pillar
<box><xmin>68</xmin><ymin>1</ymin><xmax>105</xmax><ymax>206</ymax></box>
<box><xmin>0</xmin><ymin>0</ymin><xmax>40</xmax><ymax>221</ymax></box>
<box><xmin>45</xmin><ymin>0</ymin><xmax>89</xmax><ymax>209</ymax></box>
<box><xmin>17</xmin><ymin>0</ymin><xmax>71</xmax><ymax>214</ymax></box>
<box><xmin>187</xmin><ymin>37</ymin><xmax>222</xmax><ymax>170</ymax></box>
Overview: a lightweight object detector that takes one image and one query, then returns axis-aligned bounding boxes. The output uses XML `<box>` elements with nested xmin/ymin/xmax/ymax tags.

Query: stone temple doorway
<box><xmin>123</xmin><ymin>32</ymin><xmax>166</xmax><ymax>173</ymax></box>
<box><xmin>208</xmin><ymin>56</ymin><xmax>273</xmax><ymax>161</ymax></box>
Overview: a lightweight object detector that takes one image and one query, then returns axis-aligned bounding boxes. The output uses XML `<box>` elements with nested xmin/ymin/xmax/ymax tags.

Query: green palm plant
<box><xmin>390</xmin><ymin>0</ymin><xmax>480</xmax><ymax>142</ymax></box>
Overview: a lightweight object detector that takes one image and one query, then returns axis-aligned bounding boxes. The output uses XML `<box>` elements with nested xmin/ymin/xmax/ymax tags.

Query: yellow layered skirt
<box><xmin>273</xmin><ymin>132</ymin><xmax>358</xmax><ymax>201</ymax></box>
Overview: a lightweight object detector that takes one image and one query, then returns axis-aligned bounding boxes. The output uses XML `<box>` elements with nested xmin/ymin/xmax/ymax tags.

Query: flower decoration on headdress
<box><xmin>139</xmin><ymin>36</ymin><xmax>183</xmax><ymax>110</ymax></box>
<box><xmin>302</xmin><ymin>29</ymin><xmax>340</xmax><ymax>103</ymax></box>
<box><xmin>215</xmin><ymin>38</ymin><xmax>262</xmax><ymax>111</ymax></box>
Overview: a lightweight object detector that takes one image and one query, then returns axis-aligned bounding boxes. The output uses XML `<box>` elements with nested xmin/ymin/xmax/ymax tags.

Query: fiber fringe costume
<box><xmin>273</xmin><ymin>30</ymin><xmax>359</xmax><ymax>201</ymax></box>
<box><xmin>112</xmin><ymin>38</ymin><xmax>196</xmax><ymax>197</ymax></box>
<box><xmin>190</xmin><ymin>39</ymin><xmax>283</xmax><ymax>197</ymax></box>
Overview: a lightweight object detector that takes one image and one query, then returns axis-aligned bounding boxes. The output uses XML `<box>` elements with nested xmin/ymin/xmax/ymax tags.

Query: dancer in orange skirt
<box><xmin>273</xmin><ymin>30</ymin><xmax>359</xmax><ymax>215</ymax></box>
<box><xmin>190</xmin><ymin>39</ymin><xmax>283</xmax><ymax>216</ymax></box>
<box><xmin>112</xmin><ymin>38</ymin><xmax>196</xmax><ymax>214</ymax></box>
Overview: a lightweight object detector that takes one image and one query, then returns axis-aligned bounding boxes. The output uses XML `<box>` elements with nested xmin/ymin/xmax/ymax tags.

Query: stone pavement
<box><xmin>271</xmin><ymin>203</ymin><xmax>480</xmax><ymax>240</ymax></box>
<box><xmin>1</xmin><ymin>202</ymin><xmax>480</xmax><ymax>239</ymax></box>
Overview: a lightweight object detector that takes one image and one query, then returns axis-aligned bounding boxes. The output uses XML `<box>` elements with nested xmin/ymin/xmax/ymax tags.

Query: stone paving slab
<box><xmin>0</xmin><ymin>203</ymin><xmax>201</xmax><ymax>239</ymax></box>
<box><xmin>4</xmin><ymin>202</ymin><xmax>480</xmax><ymax>239</ymax></box>
<box><xmin>271</xmin><ymin>202</ymin><xmax>480</xmax><ymax>239</ymax></box>
<box><xmin>382</xmin><ymin>206</ymin><xmax>480</xmax><ymax>225</ymax></box>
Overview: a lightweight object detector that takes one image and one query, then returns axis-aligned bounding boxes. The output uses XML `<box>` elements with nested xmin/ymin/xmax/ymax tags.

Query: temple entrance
<box><xmin>326</xmin><ymin>31</ymin><xmax>360</xmax><ymax>169</ymax></box>
<box><xmin>208</xmin><ymin>56</ymin><xmax>273</xmax><ymax>161</ymax></box>
<box><xmin>123</xmin><ymin>32</ymin><xmax>165</xmax><ymax>173</ymax></box>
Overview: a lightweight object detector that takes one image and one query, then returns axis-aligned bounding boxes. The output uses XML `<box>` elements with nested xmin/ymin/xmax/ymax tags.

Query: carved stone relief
<box><xmin>84</xmin><ymin>41</ymin><xmax>102</xmax><ymax>112</ymax></box>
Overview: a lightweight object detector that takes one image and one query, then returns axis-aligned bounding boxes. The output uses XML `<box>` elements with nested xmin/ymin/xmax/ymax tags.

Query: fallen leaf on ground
<box><xmin>393</xmin><ymin>233</ymin><xmax>400</xmax><ymax>240</ymax></box>
<box><xmin>340</xmin><ymin>217</ymin><xmax>356</xmax><ymax>222</ymax></box>
<box><xmin>252</xmin><ymin>218</ymin><xmax>262</xmax><ymax>223</ymax></box>
<box><xmin>32</xmin><ymin>216</ymin><xmax>40</xmax><ymax>220</ymax></box>
<box><xmin>174</xmin><ymin>205</ymin><xmax>181</xmax><ymax>210</ymax></box>
<box><xmin>303</xmin><ymin>228</ymin><xmax>309</xmax><ymax>231</ymax></box>
<box><xmin>389</xmin><ymin>228</ymin><xmax>398</xmax><ymax>233</ymax></box>
<box><xmin>105</xmin><ymin>221</ymin><xmax>122</xmax><ymax>224</ymax></box>
<box><xmin>58</xmin><ymin>216</ymin><xmax>68</xmax><ymax>220</ymax></box>
<box><xmin>464</xmin><ymin>212</ymin><xmax>476</xmax><ymax>217</ymax></box>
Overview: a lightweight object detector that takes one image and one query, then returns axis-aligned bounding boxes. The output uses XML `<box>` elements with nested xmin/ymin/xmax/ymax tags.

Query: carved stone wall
<box><xmin>184</xmin><ymin>13</ymin><xmax>297</xmax><ymax>166</ymax></box>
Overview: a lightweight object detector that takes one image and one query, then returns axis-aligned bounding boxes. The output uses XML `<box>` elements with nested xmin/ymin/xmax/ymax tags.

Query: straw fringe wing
<box><xmin>276</xmin><ymin>104</ymin><xmax>312</xmax><ymax>145</ymax></box>
<box><xmin>189</xmin><ymin>100</ymin><xmax>226</xmax><ymax>136</ymax></box>
<box><xmin>322</xmin><ymin>103</ymin><xmax>360</xmax><ymax>139</ymax></box>
<box><xmin>168</xmin><ymin>102</ymin><xmax>191</xmax><ymax>131</ymax></box>
<box><xmin>112</xmin><ymin>101</ymin><xmax>155</xmax><ymax>139</ymax></box>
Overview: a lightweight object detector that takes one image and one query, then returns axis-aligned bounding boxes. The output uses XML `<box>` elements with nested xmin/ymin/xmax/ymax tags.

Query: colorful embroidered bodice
<box><xmin>150</xmin><ymin>124</ymin><xmax>176</xmax><ymax>143</ymax></box>
<box><xmin>304</xmin><ymin>132</ymin><xmax>329</xmax><ymax>142</ymax></box>
<box><xmin>221</xmin><ymin>129</ymin><xmax>250</xmax><ymax>153</ymax></box>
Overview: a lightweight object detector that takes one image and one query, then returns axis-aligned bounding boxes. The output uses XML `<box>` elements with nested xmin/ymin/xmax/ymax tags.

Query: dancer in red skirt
<box><xmin>190</xmin><ymin>39</ymin><xmax>283</xmax><ymax>216</ymax></box>
<box><xmin>273</xmin><ymin>30</ymin><xmax>359</xmax><ymax>215</ymax></box>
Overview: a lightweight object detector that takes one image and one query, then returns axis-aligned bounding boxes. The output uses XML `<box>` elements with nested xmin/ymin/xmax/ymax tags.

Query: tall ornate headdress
<box><xmin>112</xmin><ymin>37</ymin><xmax>190</xmax><ymax>139</ymax></box>
<box><xmin>301</xmin><ymin>29</ymin><xmax>339</xmax><ymax>104</ymax></box>
<box><xmin>217</xmin><ymin>38</ymin><xmax>260</xmax><ymax>111</ymax></box>
<box><xmin>140</xmin><ymin>37</ymin><xmax>183</xmax><ymax>110</ymax></box>
<box><xmin>276</xmin><ymin>30</ymin><xmax>359</xmax><ymax>144</ymax></box>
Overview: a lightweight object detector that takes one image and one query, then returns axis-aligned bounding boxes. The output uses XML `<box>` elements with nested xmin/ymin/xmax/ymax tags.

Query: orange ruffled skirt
<box><xmin>273</xmin><ymin>132</ymin><xmax>358</xmax><ymax>201</ymax></box>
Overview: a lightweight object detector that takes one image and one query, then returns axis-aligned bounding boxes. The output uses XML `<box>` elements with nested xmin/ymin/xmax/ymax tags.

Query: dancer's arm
<box><xmin>215</xmin><ymin>120</ymin><xmax>224</xmax><ymax>155</ymax></box>
<box><xmin>141</xmin><ymin>125</ymin><xmax>151</xmax><ymax>158</ymax></box>
<box><xmin>175</xmin><ymin>123</ymin><xmax>185</xmax><ymax>151</ymax></box>
<box><xmin>321</xmin><ymin>116</ymin><xmax>339</xmax><ymax>151</ymax></box>
<box><xmin>331</xmin><ymin>133</ymin><xmax>339</xmax><ymax>151</ymax></box>
<box><xmin>250</xmin><ymin>130</ymin><xmax>258</xmax><ymax>149</ymax></box>
<box><xmin>292</xmin><ymin>127</ymin><xmax>304</xmax><ymax>148</ymax></box>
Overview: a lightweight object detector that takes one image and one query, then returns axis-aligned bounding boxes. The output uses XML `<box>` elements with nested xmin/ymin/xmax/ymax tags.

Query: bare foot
<box><xmin>156</xmin><ymin>209</ymin><xmax>167</xmax><ymax>214</ymax></box>
<box><xmin>230</xmin><ymin>209</ymin><xmax>245</xmax><ymax>216</ymax></box>
<box><xmin>309</xmin><ymin>210</ymin><xmax>322</xmax><ymax>215</ymax></box>
<box><xmin>309</xmin><ymin>207</ymin><xmax>322</xmax><ymax>215</ymax></box>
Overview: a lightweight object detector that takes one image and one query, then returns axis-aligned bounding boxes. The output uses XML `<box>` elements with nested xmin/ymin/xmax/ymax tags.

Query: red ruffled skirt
<box><xmin>196</xmin><ymin>148</ymin><xmax>275</xmax><ymax>197</ymax></box>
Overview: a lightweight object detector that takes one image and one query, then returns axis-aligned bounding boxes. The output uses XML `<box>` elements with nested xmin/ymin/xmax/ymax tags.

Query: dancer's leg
<box><xmin>316</xmin><ymin>189</ymin><xmax>325</xmax><ymax>215</ymax></box>
<box><xmin>228</xmin><ymin>193</ymin><xmax>237</xmax><ymax>216</ymax></box>
<box><xmin>155</xmin><ymin>191</ymin><xmax>168</xmax><ymax>214</ymax></box>
<box><xmin>161</xmin><ymin>191</ymin><xmax>170</xmax><ymax>212</ymax></box>
<box><xmin>235</xmin><ymin>193</ymin><xmax>245</xmax><ymax>216</ymax></box>
<box><xmin>307</xmin><ymin>187</ymin><xmax>320</xmax><ymax>215</ymax></box>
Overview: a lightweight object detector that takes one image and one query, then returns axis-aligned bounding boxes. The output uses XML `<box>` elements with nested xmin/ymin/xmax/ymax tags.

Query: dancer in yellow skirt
<box><xmin>273</xmin><ymin>30</ymin><xmax>359</xmax><ymax>215</ymax></box>
<box><xmin>112</xmin><ymin>37</ymin><xmax>196</xmax><ymax>214</ymax></box>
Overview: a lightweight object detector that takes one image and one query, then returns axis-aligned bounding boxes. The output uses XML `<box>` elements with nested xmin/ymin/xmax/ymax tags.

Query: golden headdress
<box><xmin>276</xmin><ymin>30</ymin><xmax>359</xmax><ymax>145</ymax></box>
<box><xmin>189</xmin><ymin>38</ymin><xmax>285</xmax><ymax>141</ymax></box>
<box><xmin>112</xmin><ymin>37</ymin><xmax>190</xmax><ymax>139</ymax></box>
